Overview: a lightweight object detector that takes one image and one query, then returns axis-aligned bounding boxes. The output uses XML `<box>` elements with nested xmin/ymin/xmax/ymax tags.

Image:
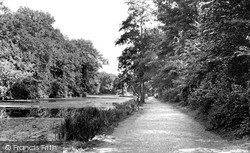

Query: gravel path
<box><xmin>84</xmin><ymin>97</ymin><xmax>249</xmax><ymax>153</ymax></box>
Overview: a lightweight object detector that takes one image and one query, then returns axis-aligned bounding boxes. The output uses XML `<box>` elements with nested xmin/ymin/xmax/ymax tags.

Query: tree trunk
<box><xmin>64</xmin><ymin>85</ymin><xmax>68</xmax><ymax>98</ymax></box>
<box><xmin>139</xmin><ymin>79</ymin><xmax>145</xmax><ymax>104</ymax></box>
<box><xmin>121</xmin><ymin>83</ymin><xmax>124</xmax><ymax>96</ymax></box>
<box><xmin>141</xmin><ymin>80</ymin><xmax>145</xmax><ymax>103</ymax></box>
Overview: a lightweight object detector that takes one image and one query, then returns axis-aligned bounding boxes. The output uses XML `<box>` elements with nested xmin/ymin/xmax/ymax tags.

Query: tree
<box><xmin>152</xmin><ymin>0</ymin><xmax>250</xmax><ymax>136</ymax></box>
<box><xmin>0</xmin><ymin>4</ymin><xmax>34</xmax><ymax>99</ymax></box>
<box><xmin>116</xmin><ymin>0</ymin><xmax>155</xmax><ymax>104</ymax></box>
<box><xmin>151</xmin><ymin>0</ymin><xmax>200</xmax><ymax>100</ymax></box>
<box><xmin>200</xmin><ymin>0</ymin><xmax>250</xmax><ymax>86</ymax></box>
<box><xmin>64</xmin><ymin>39</ymin><xmax>108</xmax><ymax>95</ymax></box>
<box><xmin>97</xmin><ymin>72</ymin><xmax>117</xmax><ymax>94</ymax></box>
<box><xmin>0</xmin><ymin>4</ymin><xmax>107</xmax><ymax>99</ymax></box>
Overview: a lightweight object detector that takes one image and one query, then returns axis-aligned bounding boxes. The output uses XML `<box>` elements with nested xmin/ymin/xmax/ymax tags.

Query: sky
<box><xmin>4</xmin><ymin>0</ymin><xmax>129</xmax><ymax>75</ymax></box>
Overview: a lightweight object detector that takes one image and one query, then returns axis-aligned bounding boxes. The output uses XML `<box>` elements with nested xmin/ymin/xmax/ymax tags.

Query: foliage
<box><xmin>0</xmin><ymin>4</ymin><xmax>107</xmax><ymax>99</ymax></box>
<box><xmin>58</xmin><ymin>99</ymin><xmax>138</xmax><ymax>142</ymax></box>
<box><xmin>113</xmin><ymin>0</ymin><xmax>250</xmax><ymax>139</ymax></box>
<box><xmin>161</xmin><ymin>87</ymin><xmax>182</xmax><ymax>102</ymax></box>
<box><xmin>59</xmin><ymin>107</ymin><xmax>105</xmax><ymax>142</ymax></box>
<box><xmin>116</xmin><ymin>0</ymin><xmax>157</xmax><ymax>103</ymax></box>
<box><xmin>9</xmin><ymin>77</ymin><xmax>39</xmax><ymax>99</ymax></box>
<box><xmin>148</xmin><ymin>0</ymin><xmax>250</xmax><ymax>138</ymax></box>
<box><xmin>49</xmin><ymin>81</ymin><xmax>65</xmax><ymax>98</ymax></box>
<box><xmin>188</xmin><ymin>73</ymin><xmax>250</xmax><ymax>137</ymax></box>
<box><xmin>97</xmin><ymin>72</ymin><xmax>117</xmax><ymax>94</ymax></box>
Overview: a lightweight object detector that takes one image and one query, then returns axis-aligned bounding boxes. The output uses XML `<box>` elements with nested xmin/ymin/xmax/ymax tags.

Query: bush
<box><xmin>161</xmin><ymin>87</ymin><xmax>181</xmax><ymax>102</ymax></box>
<box><xmin>186</xmin><ymin>73</ymin><xmax>250</xmax><ymax>138</ymax></box>
<box><xmin>58</xmin><ymin>107</ymin><xmax>105</xmax><ymax>142</ymax></box>
<box><xmin>49</xmin><ymin>81</ymin><xmax>65</xmax><ymax>98</ymax></box>
<box><xmin>9</xmin><ymin>77</ymin><xmax>39</xmax><ymax>99</ymax></box>
<box><xmin>208</xmin><ymin>89</ymin><xmax>249</xmax><ymax>132</ymax></box>
<box><xmin>58</xmin><ymin>99</ymin><xmax>137</xmax><ymax>142</ymax></box>
<box><xmin>81</xmin><ymin>92</ymin><xmax>87</xmax><ymax>97</ymax></box>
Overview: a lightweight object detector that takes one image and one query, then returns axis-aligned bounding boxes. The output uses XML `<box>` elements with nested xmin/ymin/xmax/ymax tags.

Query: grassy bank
<box><xmin>58</xmin><ymin>99</ymin><xmax>139</xmax><ymax>142</ymax></box>
<box><xmin>0</xmin><ymin>97</ymin><xmax>139</xmax><ymax>145</ymax></box>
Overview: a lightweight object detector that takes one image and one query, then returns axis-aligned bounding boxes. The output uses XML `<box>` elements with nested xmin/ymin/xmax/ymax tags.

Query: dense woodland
<box><xmin>116</xmin><ymin>0</ymin><xmax>250</xmax><ymax>138</ymax></box>
<box><xmin>0</xmin><ymin>4</ymin><xmax>122</xmax><ymax>99</ymax></box>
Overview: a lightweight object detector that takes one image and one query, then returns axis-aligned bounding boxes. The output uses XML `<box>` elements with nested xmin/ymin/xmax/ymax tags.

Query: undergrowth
<box><xmin>57</xmin><ymin>99</ymin><xmax>138</xmax><ymax>142</ymax></box>
<box><xmin>159</xmin><ymin>72</ymin><xmax>250</xmax><ymax>139</ymax></box>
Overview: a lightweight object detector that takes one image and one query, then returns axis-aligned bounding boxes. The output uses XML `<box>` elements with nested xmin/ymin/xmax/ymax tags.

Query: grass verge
<box><xmin>57</xmin><ymin>99</ymin><xmax>139</xmax><ymax>142</ymax></box>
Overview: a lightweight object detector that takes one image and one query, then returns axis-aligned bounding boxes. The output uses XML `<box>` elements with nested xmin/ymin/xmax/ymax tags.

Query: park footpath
<box><xmin>73</xmin><ymin>97</ymin><xmax>249</xmax><ymax>153</ymax></box>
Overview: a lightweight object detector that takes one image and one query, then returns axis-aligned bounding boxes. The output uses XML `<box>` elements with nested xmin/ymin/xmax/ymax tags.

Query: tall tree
<box><xmin>153</xmin><ymin>0</ymin><xmax>250</xmax><ymax>136</ymax></box>
<box><xmin>152</xmin><ymin>0</ymin><xmax>200</xmax><ymax>100</ymax></box>
<box><xmin>0</xmin><ymin>4</ymin><xmax>107</xmax><ymax>99</ymax></box>
<box><xmin>0</xmin><ymin>4</ymin><xmax>33</xmax><ymax>99</ymax></box>
<box><xmin>116</xmin><ymin>0</ymin><xmax>155</xmax><ymax>104</ymax></box>
<box><xmin>97</xmin><ymin>72</ymin><xmax>117</xmax><ymax>94</ymax></box>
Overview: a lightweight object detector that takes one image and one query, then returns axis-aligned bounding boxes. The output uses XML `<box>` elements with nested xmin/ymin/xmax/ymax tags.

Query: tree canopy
<box><xmin>117</xmin><ymin>0</ymin><xmax>250</xmax><ymax>138</ymax></box>
<box><xmin>0</xmin><ymin>4</ymin><xmax>107</xmax><ymax>99</ymax></box>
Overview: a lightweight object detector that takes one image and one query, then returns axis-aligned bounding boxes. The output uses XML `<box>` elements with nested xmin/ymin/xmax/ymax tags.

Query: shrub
<box><xmin>58</xmin><ymin>107</ymin><xmax>105</xmax><ymax>142</ymax></box>
<box><xmin>9</xmin><ymin>77</ymin><xmax>39</xmax><ymax>99</ymax></box>
<box><xmin>49</xmin><ymin>81</ymin><xmax>65</xmax><ymax>98</ymax></box>
<box><xmin>161</xmin><ymin>87</ymin><xmax>181</xmax><ymax>102</ymax></box>
<box><xmin>81</xmin><ymin>92</ymin><xmax>87</xmax><ymax>97</ymax></box>
<box><xmin>186</xmin><ymin>73</ymin><xmax>250</xmax><ymax>138</ymax></box>
<box><xmin>58</xmin><ymin>99</ymin><xmax>137</xmax><ymax>142</ymax></box>
<box><xmin>208</xmin><ymin>89</ymin><xmax>249</xmax><ymax>132</ymax></box>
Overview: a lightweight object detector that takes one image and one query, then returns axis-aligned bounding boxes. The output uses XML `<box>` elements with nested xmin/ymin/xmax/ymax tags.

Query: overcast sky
<box><xmin>4</xmin><ymin>0</ymin><xmax>129</xmax><ymax>75</ymax></box>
